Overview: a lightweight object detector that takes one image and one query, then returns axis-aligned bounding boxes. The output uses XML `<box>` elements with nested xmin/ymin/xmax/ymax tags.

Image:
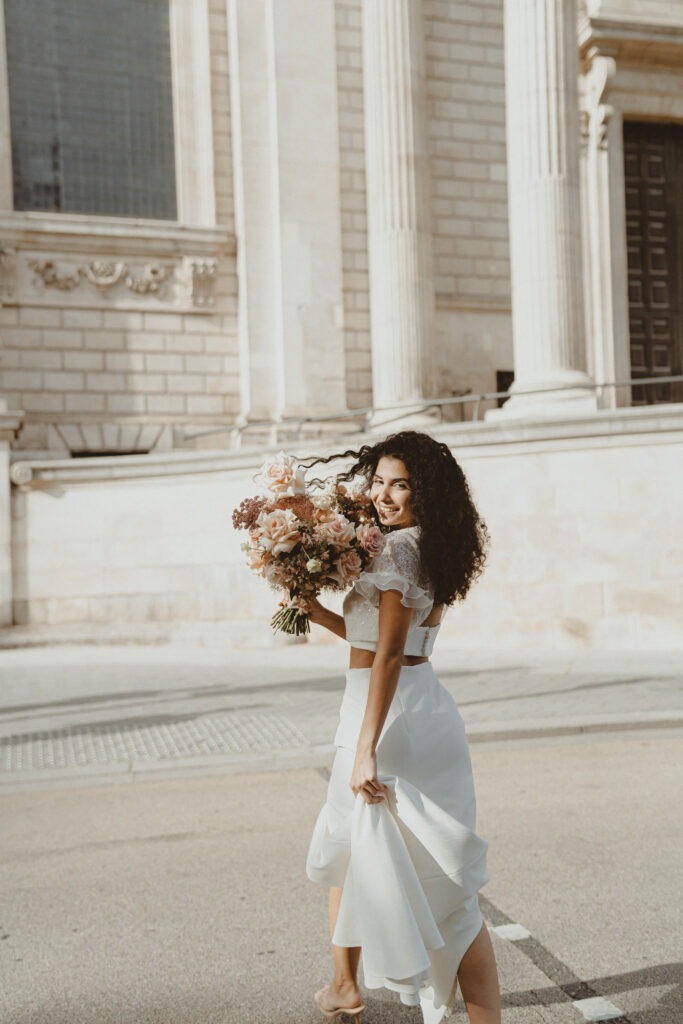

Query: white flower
<box><xmin>306</xmin><ymin>557</ymin><xmax>323</xmax><ymax>574</ymax></box>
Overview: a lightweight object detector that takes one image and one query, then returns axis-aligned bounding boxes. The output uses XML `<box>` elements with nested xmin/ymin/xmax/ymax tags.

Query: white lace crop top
<box><xmin>343</xmin><ymin>526</ymin><xmax>441</xmax><ymax>657</ymax></box>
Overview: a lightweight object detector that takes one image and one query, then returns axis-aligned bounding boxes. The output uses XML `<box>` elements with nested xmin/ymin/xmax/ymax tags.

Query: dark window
<box><xmin>5</xmin><ymin>0</ymin><xmax>177</xmax><ymax>219</ymax></box>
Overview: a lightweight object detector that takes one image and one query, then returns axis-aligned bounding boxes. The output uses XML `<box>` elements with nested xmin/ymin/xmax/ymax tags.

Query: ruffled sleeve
<box><xmin>354</xmin><ymin>529</ymin><xmax>432</xmax><ymax>612</ymax></box>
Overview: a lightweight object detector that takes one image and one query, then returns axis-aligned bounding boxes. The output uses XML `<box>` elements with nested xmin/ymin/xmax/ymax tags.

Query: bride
<box><xmin>304</xmin><ymin>430</ymin><xmax>501</xmax><ymax>1024</ymax></box>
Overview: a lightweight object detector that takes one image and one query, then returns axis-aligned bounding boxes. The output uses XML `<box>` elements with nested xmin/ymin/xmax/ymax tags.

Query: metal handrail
<box><xmin>178</xmin><ymin>373</ymin><xmax>683</xmax><ymax>444</ymax></box>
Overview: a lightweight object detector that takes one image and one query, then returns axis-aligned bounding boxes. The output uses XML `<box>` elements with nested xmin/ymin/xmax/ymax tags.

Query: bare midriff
<box><xmin>349</xmin><ymin>648</ymin><xmax>430</xmax><ymax>668</ymax></box>
<box><xmin>348</xmin><ymin>604</ymin><xmax>444</xmax><ymax>669</ymax></box>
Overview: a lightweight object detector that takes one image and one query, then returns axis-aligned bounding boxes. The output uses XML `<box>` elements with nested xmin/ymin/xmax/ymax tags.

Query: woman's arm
<box><xmin>307</xmin><ymin>597</ymin><xmax>346</xmax><ymax>640</ymax></box>
<box><xmin>351</xmin><ymin>589</ymin><xmax>412</xmax><ymax>803</ymax></box>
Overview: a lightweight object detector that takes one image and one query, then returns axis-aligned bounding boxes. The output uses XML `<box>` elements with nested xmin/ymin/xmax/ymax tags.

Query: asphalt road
<box><xmin>0</xmin><ymin>644</ymin><xmax>681</xmax><ymax>1024</ymax></box>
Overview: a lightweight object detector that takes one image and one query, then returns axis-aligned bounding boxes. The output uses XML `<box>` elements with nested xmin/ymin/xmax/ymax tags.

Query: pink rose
<box><xmin>316</xmin><ymin>512</ymin><xmax>356</xmax><ymax>549</ymax></box>
<box><xmin>258</xmin><ymin>452</ymin><xmax>306</xmax><ymax>497</ymax></box>
<box><xmin>256</xmin><ymin>508</ymin><xmax>302</xmax><ymax>555</ymax></box>
<box><xmin>341</xmin><ymin>548</ymin><xmax>362</xmax><ymax>579</ymax></box>
<box><xmin>327</xmin><ymin>548</ymin><xmax>363</xmax><ymax>587</ymax></box>
<box><xmin>356</xmin><ymin>523</ymin><xmax>385</xmax><ymax>558</ymax></box>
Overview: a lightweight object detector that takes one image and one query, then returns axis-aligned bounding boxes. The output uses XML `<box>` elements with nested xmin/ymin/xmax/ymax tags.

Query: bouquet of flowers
<box><xmin>232</xmin><ymin>452</ymin><xmax>385</xmax><ymax>636</ymax></box>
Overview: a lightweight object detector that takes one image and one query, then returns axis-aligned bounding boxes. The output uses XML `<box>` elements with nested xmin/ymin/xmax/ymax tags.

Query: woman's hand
<box><xmin>303</xmin><ymin>596</ymin><xmax>326</xmax><ymax>624</ymax></box>
<box><xmin>350</xmin><ymin>747</ymin><xmax>389</xmax><ymax>804</ymax></box>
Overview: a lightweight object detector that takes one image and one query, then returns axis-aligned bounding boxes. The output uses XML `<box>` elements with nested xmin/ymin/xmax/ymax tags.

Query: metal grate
<box><xmin>0</xmin><ymin>713</ymin><xmax>308</xmax><ymax>771</ymax></box>
<box><xmin>5</xmin><ymin>0</ymin><xmax>177</xmax><ymax>219</ymax></box>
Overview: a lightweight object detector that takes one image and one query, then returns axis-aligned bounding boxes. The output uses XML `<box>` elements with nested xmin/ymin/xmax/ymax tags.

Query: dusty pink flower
<box><xmin>356</xmin><ymin>523</ymin><xmax>385</xmax><ymax>558</ymax></box>
<box><xmin>327</xmin><ymin>548</ymin><xmax>363</xmax><ymax>587</ymax></box>
<box><xmin>341</xmin><ymin>548</ymin><xmax>362</xmax><ymax>578</ymax></box>
<box><xmin>263</xmin><ymin>560</ymin><xmax>288</xmax><ymax>586</ymax></box>
<box><xmin>316</xmin><ymin>513</ymin><xmax>356</xmax><ymax>549</ymax></box>
<box><xmin>256</xmin><ymin>508</ymin><xmax>302</xmax><ymax>555</ymax></box>
<box><xmin>232</xmin><ymin>496</ymin><xmax>270</xmax><ymax>530</ymax></box>
<box><xmin>257</xmin><ymin>452</ymin><xmax>306</xmax><ymax>497</ymax></box>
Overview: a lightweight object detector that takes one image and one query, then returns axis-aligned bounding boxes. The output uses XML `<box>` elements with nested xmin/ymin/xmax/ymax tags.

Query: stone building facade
<box><xmin>0</xmin><ymin>0</ymin><xmax>682</xmax><ymax>644</ymax></box>
<box><xmin>1</xmin><ymin>0</ymin><xmax>682</xmax><ymax>450</ymax></box>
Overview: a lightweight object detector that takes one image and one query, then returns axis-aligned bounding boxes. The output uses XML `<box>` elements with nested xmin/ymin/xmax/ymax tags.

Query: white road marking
<box><xmin>572</xmin><ymin>996</ymin><xmax>624</xmax><ymax>1021</ymax></box>
<box><xmin>490</xmin><ymin>922</ymin><xmax>531</xmax><ymax>940</ymax></box>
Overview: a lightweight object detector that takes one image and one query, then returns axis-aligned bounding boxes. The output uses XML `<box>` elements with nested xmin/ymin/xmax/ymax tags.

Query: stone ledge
<box><xmin>580</xmin><ymin>13</ymin><xmax>683</xmax><ymax>66</ymax></box>
<box><xmin>0</xmin><ymin>212</ymin><xmax>235</xmax><ymax>257</ymax></box>
<box><xmin>7</xmin><ymin>403</ymin><xmax>683</xmax><ymax>485</ymax></box>
<box><xmin>433</xmin><ymin>401</ymin><xmax>683</xmax><ymax>455</ymax></box>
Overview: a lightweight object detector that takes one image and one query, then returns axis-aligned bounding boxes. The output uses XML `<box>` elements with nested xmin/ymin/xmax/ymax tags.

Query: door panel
<box><xmin>623</xmin><ymin>121</ymin><xmax>683</xmax><ymax>405</ymax></box>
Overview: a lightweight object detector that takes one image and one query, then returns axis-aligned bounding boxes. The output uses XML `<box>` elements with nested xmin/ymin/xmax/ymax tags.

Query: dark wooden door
<box><xmin>623</xmin><ymin>121</ymin><xmax>683</xmax><ymax>404</ymax></box>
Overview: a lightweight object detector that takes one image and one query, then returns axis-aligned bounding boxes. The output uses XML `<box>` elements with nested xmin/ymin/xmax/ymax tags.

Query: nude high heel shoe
<box><xmin>314</xmin><ymin>986</ymin><xmax>365</xmax><ymax>1022</ymax></box>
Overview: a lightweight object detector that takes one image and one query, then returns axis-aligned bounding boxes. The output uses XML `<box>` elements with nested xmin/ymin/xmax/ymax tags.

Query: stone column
<box><xmin>362</xmin><ymin>0</ymin><xmax>435</xmax><ymax>418</ymax></box>
<box><xmin>490</xmin><ymin>0</ymin><xmax>597</xmax><ymax>419</ymax></box>
<box><xmin>582</xmin><ymin>50</ymin><xmax>630</xmax><ymax>409</ymax></box>
<box><xmin>229</xmin><ymin>0</ymin><xmax>346</xmax><ymax>428</ymax></box>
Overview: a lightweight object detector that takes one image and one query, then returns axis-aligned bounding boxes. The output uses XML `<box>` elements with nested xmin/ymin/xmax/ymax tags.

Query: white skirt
<box><xmin>306</xmin><ymin>664</ymin><xmax>489</xmax><ymax>1015</ymax></box>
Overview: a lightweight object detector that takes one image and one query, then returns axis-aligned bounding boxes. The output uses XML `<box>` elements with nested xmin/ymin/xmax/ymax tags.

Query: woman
<box><xmin>305</xmin><ymin>431</ymin><xmax>501</xmax><ymax>1024</ymax></box>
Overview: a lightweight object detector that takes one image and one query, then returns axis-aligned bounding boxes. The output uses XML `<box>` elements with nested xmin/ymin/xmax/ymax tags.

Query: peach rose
<box><xmin>258</xmin><ymin>452</ymin><xmax>306</xmax><ymax>497</ymax></box>
<box><xmin>316</xmin><ymin>512</ymin><xmax>356</xmax><ymax>549</ymax></box>
<box><xmin>256</xmin><ymin>508</ymin><xmax>302</xmax><ymax>555</ymax></box>
<box><xmin>313</xmin><ymin>506</ymin><xmax>337</xmax><ymax>524</ymax></box>
<box><xmin>356</xmin><ymin>523</ymin><xmax>385</xmax><ymax>558</ymax></box>
<box><xmin>245</xmin><ymin>546</ymin><xmax>268</xmax><ymax>574</ymax></box>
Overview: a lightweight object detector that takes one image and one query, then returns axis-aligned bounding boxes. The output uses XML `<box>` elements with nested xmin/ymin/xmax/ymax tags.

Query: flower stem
<box><xmin>270</xmin><ymin>606</ymin><xmax>311</xmax><ymax>636</ymax></box>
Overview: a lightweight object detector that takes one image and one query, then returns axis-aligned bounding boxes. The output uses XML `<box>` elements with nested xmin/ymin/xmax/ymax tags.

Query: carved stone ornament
<box><xmin>190</xmin><ymin>259</ymin><xmax>217</xmax><ymax>307</ymax></box>
<box><xmin>81</xmin><ymin>260</ymin><xmax>127</xmax><ymax>291</ymax></box>
<box><xmin>29</xmin><ymin>257</ymin><xmax>171</xmax><ymax>298</ymax></box>
<box><xmin>10</xmin><ymin>463</ymin><xmax>33</xmax><ymax>486</ymax></box>
<box><xmin>585</xmin><ymin>52</ymin><xmax>617</xmax><ymax>152</ymax></box>
<box><xmin>29</xmin><ymin>258</ymin><xmax>80</xmax><ymax>291</ymax></box>
<box><xmin>19</xmin><ymin>251</ymin><xmax>219</xmax><ymax>310</ymax></box>
<box><xmin>0</xmin><ymin>244</ymin><xmax>17</xmax><ymax>303</ymax></box>
<box><xmin>126</xmin><ymin>263</ymin><xmax>169</xmax><ymax>294</ymax></box>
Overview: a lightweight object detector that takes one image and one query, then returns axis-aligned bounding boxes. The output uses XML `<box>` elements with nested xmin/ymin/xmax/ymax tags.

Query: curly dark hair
<box><xmin>305</xmin><ymin>430</ymin><xmax>489</xmax><ymax>605</ymax></box>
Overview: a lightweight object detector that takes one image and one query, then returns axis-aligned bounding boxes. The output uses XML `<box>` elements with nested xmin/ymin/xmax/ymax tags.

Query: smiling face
<box><xmin>370</xmin><ymin>455</ymin><xmax>416</xmax><ymax>529</ymax></box>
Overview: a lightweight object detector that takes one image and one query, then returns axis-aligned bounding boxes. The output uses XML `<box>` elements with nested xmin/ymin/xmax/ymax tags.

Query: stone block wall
<box><xmin>9</xmin><ymin>420</ymin><xmax>683</xmax><ymax>649</ymax></box>
<box><xmin>0</xmin><ymin>303</ymin><xmax>239</xmax><ymax>454</ymax></box>
<box><xmin>0</xmin><ymin>0</ymin><xmax>514</xmax><ymax>445</ymax></box>
<box><xmin>425</xmin><ymin>0</ymin><xmax>509</xmax><ymax>304</ymax></box>
<box><xmin>335</xmin><ymin>0</ymin><xmax>372</xmax><ymax>411</ymax></box>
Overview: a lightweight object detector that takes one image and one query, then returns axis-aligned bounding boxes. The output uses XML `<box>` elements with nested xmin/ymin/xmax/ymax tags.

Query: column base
<box><xmin>485</xmin><ymin>375</ymin><xmax>599</xmax><ymax>422</ymax></box>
